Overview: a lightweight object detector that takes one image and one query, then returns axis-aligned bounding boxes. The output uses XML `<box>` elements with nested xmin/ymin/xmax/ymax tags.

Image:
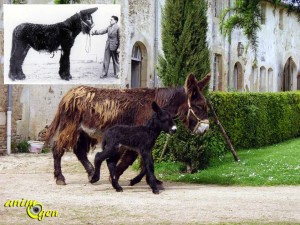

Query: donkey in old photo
<box><xmin>8</xmin><ymin>7</ymin><xmax>98</xmax><ymax>81</ymax></box>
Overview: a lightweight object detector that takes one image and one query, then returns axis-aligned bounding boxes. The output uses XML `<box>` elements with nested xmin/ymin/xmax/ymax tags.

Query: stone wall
<box><xmin>0</xmin><ymin>25</ymin><xmax>6</xmax><ymax>154</ymax></box>
<box><xmin>208</xmin><ymin>1</ymin><xmax>300</xmax><ymax>92</ymax></box>
<box><xmin>0</xmin><ymin>73</ymin><xmax>23</xmax><ymax>154</ymax></box>
<box><xmin>0</xmin><ymin>64</ymin><xmax>6</xmax><ymax>154</ymax></box>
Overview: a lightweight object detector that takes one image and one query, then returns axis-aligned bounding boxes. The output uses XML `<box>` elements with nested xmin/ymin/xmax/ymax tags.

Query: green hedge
<box><xmin>153</xmin><ymin>91</ymin><xmax>300</xmax><ymax>170</ymax></box>
<box><xmin>209</xmin><ymin>91</ymin><xmax>300</xmax><ymax>149</ymax></box>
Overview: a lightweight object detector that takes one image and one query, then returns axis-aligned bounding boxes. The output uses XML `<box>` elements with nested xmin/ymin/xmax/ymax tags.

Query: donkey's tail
<box><xmin>45</xmin><ymin>107</ymin><xmax>62</xmax><ymax>145</ymax></box>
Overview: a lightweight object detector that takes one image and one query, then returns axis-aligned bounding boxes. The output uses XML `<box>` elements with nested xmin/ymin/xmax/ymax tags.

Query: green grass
<box><xmin>155</xmin><ymin>138</ymin><xmax>300</xmax><ymax>186</ymax></box>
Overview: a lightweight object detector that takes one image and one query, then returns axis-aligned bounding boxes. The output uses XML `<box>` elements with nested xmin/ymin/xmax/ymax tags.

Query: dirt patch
<box><xmin>0</xmin><ymin>150</ymin><xmax>299</xmax><ymax>224</ymax></box>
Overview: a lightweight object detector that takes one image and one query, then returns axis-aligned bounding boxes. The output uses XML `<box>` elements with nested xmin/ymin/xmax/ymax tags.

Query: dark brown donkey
<box><xmin>46</xmin><ymin>73</ymin><xmax>211</xmax><ymax>185</ymax></box>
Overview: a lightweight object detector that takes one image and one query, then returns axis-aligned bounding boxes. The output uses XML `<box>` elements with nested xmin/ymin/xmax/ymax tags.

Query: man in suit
<box><xmin>92</xmin><ymin>16</ymin><xmax>120</xmax><ymax>78</ymax></box>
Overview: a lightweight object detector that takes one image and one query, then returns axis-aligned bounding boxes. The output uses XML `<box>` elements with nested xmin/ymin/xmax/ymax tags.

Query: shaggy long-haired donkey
<box><xmin>90</xmin><ymin>101</ymin><xmax>177</xmax><ymax>194</ymax></box>
<box><xmin>8</xmin><ymin>7</ymin><xmax>98</xmax><ymax>81</ymax></box>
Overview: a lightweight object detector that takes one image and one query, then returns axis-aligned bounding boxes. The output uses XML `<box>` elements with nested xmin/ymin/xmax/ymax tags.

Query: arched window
<box><xmin>259</xmin><ymin>67</ymin><xmax>266</xmax><ymax>92</ymax></box>
<box><xmin>268</xmin><ymin>68</ymin><xmax>273</xmax><ymax>92</ymax></box>
<box><xmin>213</xmin><ymin>54</ymin><xmax>223</xmax><ymax>91</ymax></box>
<box><xmin>251</xmin><ymin>66</ymin><xmax>258</xmax><ymax>92</ymax></box>
<box><xmin>233</xmin><ymin>62</ymin><xmax>243</xmax><ymax>92</ymax></box>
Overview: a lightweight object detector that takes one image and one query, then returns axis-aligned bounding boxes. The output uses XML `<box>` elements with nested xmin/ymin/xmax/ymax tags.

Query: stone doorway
<box><xmin>131</xmin><ymin>42</ymin><xmax>147</xmax><ymax>88</ymax></box>
<box><xmin>282</xmin><ymin>57</ymin><xmax>297</xmax><ymax>91</ymax></box>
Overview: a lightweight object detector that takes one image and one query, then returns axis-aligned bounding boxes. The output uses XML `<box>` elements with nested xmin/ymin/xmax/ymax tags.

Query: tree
<box><xmin>158</xmin><ymin>0</ymin><xmax>210</xmax><ymax>86</ymax></box>
<box><xmin>156</xmin><ymin>0</ymin><xmax>220</xmax><ymax>171</ymax></box>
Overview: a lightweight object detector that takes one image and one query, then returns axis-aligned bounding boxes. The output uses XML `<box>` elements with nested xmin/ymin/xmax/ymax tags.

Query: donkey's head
<box><xmin>151</xmin><ymin>102</ymin><xmax>177</xmax><ymax>134</ymax></box>
<box><xmin>79</xmin><ymin>7</ymin><xmax>98</xmax><ymax>34</ymax></box>
<box><xmin>178</xmin><ymin>73</ymin><xmax>211</xmax><ymax>134</ymax></box>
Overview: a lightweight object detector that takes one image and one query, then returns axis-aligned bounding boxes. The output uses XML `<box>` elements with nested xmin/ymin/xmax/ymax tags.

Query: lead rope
<box><xmin>85</xmin><ymin>34</ymin><xmax>92</xmax><ymax>53</ymax></box>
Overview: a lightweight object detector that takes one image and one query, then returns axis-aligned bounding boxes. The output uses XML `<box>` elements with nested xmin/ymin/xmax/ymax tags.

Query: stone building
<box><xmin>207</xmin><ymin>0</ymin><xmax>300</xmax><ymax>92</ymax></box>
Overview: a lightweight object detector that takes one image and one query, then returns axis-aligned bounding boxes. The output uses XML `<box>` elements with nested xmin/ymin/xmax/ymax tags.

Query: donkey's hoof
<box><xmin>90</xmin><ymin>175</ymin><xmax>99</xmax><ymax>184</ymax></box>
<box><xmin>56</xmin><ymin>179</ymin><xmax>66</xmax><ymax>185</ymax></box>
<box><xmin>63</xmin><ymin>75</ymin><xmax>72</xmax><ymax>81</ymax></box>
<box><xmin>88</xmin><ymin>175</ymin><xmax>93</xmax><ymax>182</ymax></box>
<box><xmin>8</xmin><ymin>74</ymin><xmax>15</xmax><ymax>81</ymax></box>
<box><xmin>129</xmin><ymin>179</ymin><xmax>137</xmax><ymax>186</ymax></box>
<box><xmin>152</xmin><ymin>189</ymin><xmax>159</xmax><ymax>194</ymax></box>
<box><xmin>65</xmin><ymin>75</ymin><xmax>72</xmax><ymax>81</ymax></box>
<box><xmin>116</xmin><ymin>187</ymin><xmax>123</xmax><ymax>192</ymax></box>
<box><xmin>9</xmin><ymin>73</ymin><xmax>23</xmax><ymax>81</ymax></box>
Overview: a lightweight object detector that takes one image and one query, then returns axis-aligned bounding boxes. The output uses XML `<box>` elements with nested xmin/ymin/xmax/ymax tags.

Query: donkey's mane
<box><xmin>155</xmin><ymin>87</ymin><xmax>185</xmax><ymax>105</ymax></box>
<box><xmin>62</xmin><ymin>13</ymin><xmax>80</xmax><ymax>29</ymax></box>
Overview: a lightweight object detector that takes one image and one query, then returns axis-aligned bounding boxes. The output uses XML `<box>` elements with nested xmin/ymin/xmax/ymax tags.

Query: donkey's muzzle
<box><xmin>195</xmin><ymin>119</ymin><xmax>209</xmax><ymax>134</ymax></box>
<box><xmin>169</xmin><ymin>125</ymin><xmax>177</xmax><ymax>134</ymax></box>
<box><xmin>81</xmin><ymin>20</ymin><xmax>94</xmax><ymax>34</ymax></box>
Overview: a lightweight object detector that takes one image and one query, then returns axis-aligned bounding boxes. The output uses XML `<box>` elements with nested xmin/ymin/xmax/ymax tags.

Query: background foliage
<box><xmin>154</xmin><ymin>91</ymin><xmax>300</xmax><ymax>171</ymax></box>
<box><xmin>156</xmin><ymin>0</ymin><xmax>212</xmax><ymax>171</ymax></box>
<box><xmin>158</xmin><ymin>0</ymin><xmax>210</xmax><ymax>86</ymax></box>
<box><xmin>209</xmin><ymin>91</ymin><xmax>300</xmax><ymax>148</ymax></box>
<box><xmin>220</xmin><ymin>0</ymin><xmax>300</xmax><ymax>54</ymax></box>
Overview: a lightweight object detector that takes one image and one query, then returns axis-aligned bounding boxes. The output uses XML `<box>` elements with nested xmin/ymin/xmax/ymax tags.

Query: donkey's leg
<box><xmin>115</xmin><ymin>150</ymin><xmax>138</xmax><ymax>182</ymax></box>
<box><xmin>107</xmin><ymin>156</ymin><xmax>123</xmax><ymax>192</ymax></box>
<box><xmin>52</xmin><ymin>142</ymin><xmax>66</xmax><ymax>185</ymax></box>
<box><xmin>74</xmin><ymin>132</ymin><xmax>95</xmax><ymax>181</ymax></box>
<box><xmin>141</xmin><ymin>151</ymin><xmax>159</xmax><ymax>194</ymax></box>
<box><xmin>130</xmin><ymin>154</ymin><xmax>164</xmax><ymax>189</ymax></box>
<box><xmin>90</xmin><ymin>149</ymin><xmax>112</xmax><ymax>184</ymax></box>
<box><xmin>59</xmin><ymin>47</ymin><xmax>72</xmax><ymax>81</ymax></box>
<box><xmin>130</xmin><ymin>168</ymin><xmax>146</xmax><ymax>186</ymax></box>
<box><xmin>18</xmin><ymin>45</ymin><xmax>30</xmax><ymax>78</ymax></box>
<box><xmin>9</xmin><ymin>39</ymin><xmax>30</xmax><ymax>80</ymax></box>
<box><xmin>146</xmin><ymin>154</ymin><xmax>164</xmax><ymax>189</ymax></box>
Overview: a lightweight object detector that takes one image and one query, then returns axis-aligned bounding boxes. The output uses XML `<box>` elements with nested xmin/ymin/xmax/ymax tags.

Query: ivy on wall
<box><xmin>219</xmin><ymin>0</ymin><xmax>299</xmax><ymax>54</ymax></box>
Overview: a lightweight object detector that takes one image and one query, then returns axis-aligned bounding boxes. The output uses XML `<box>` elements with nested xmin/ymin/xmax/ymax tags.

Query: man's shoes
<box><xmin>115</xmin><ymin>73</ymin><xmax>120</xmax><ymax>79</ymax></box>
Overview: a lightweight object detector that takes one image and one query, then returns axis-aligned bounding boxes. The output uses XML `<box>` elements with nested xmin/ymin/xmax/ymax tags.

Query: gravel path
<box><xmin>0</xmin><ymin>151</ymin><xmax>299</xmax><ymax>224</ymax></box>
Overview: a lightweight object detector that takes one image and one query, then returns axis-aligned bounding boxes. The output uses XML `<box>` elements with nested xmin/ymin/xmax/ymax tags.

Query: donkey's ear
<box><xmin>198</xmin><ymin>73</ymin><xmax>211</xmax><ymax>91</ymax></box>
<box><xmin>152</xmin><ymin>101</ymin><xmax>162</xmax><ymax>114</ymax></box>
<box><xmin>185</xmin><ymin>73</ymin><xmax>198</xmax><ymax>91</ymax></box>
<box><xmin>80</xmin><ymin>7</ymin><xmax>98</xmax><ymax>16</ymax></box>
<box><xmin>185</xmin><ymin>74</ymin><xmax>200</xmax><ymax>100</ymax></box>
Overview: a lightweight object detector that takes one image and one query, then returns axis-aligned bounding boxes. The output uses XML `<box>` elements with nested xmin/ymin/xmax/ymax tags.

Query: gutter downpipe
<box><xmin>227</xmin><ymin>0</ymin><xmax>232</xmax><ymax>91</ymax></box>
<box><xmin>7</xmin><ymin>85</ymin><xmax>12</xmax><ymax>155</ymax></box>
<box><xmin>154</xmin><ymin>0</ymin><xmax>159</xmax><ymax>87</ymax></box>
<box><xmin>7</xmin><ymin>0</ymin><xmax>13</xmax><ymax>155</ymax></box>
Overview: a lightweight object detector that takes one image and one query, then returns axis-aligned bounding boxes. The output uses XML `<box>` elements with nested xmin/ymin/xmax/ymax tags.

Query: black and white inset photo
<box><xmin>4</xmin><ymin>4</ymin><xmax>121</xmax><ymax>85</ymax></box>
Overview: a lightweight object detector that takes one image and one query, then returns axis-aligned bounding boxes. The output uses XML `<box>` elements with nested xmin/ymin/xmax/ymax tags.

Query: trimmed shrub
<box><xmin>209</xmin><ymin>91</ymin><xmax>300</xmax><ymax>149</ymax></box>
<box><xmin>153</xmin><ymin>119</ymin><xmax>226</xmax><ymax>171</ymax></box>
<box><xmin>154</xmin><ymin>91</ymin><xmax>300</xmax><ymax>171</ymax></box>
